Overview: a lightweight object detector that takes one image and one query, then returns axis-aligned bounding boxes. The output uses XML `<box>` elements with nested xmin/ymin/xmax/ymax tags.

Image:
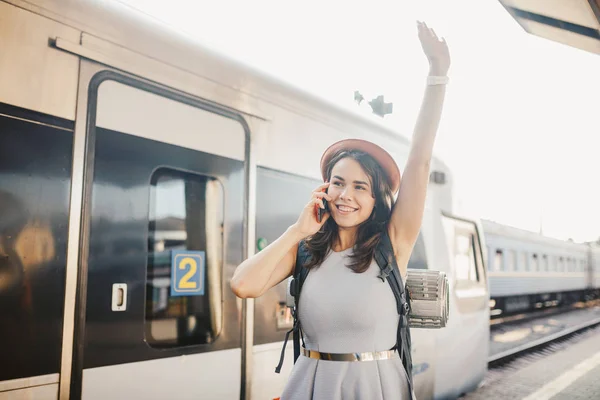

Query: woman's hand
<box><xmin>417</xmin><ymin>21</ymin><xmax>450</xmax><ymax>77</ymax></box>
<box><xmin>292</xmin><ymin>182</ymin><xmax>332</xmax><ymax>238</ymax></box>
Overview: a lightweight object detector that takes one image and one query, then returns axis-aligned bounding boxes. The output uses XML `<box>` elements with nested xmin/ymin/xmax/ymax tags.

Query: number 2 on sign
<box><xmin>170</xmin><ymin>250</ymin><xmax>204</xmax><ymax>296</ymax></box>
<box><xmin>178</xmin><ymin>257</ymin><xmax>198</xmax><ymax>289</ymax></box>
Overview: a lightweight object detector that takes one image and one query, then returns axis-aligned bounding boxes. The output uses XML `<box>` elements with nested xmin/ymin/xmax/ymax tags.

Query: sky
<box><xmin>119</xmin><ymin>0</ymin><xmax>600</xmax><ymax>243</ymax></box>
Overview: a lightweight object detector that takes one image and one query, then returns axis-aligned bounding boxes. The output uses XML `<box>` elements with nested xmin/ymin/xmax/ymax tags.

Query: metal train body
<box><xmin>482</xmin><ymin>219</ymin><xmax>600</xmax><ymax>316</ymax></box>
<box><xmin>0</xmin><ymin>1</ymin><xmax>489</xmax><ymax>399</ymax></box>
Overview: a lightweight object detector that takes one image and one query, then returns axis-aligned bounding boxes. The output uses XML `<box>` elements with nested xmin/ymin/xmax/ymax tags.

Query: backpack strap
<box><xmin>275</xmin><ymin>241</ymin><xmax>310</xmax><ymax>373</ymax></box>
<box><xmin>373</xmin><ymin>230</ymin><xmax>414</xmax><ymax>399</ymax></box>
<box><xmin>292</xmin><ymin>242</ymin><xmax>310</xmax><ymax>362</ymax></box>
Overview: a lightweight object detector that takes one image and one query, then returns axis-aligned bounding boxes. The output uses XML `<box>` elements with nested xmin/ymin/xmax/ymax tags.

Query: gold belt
<box><xmin>301</xmin><ymin>347</ymin><xmax>398</xmax><ymax>362</ymax></box>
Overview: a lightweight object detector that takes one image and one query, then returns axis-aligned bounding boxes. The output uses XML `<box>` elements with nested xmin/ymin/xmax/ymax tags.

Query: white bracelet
<box><xmin>427</xmin><ymin>75</ymin><xmax>449</xmax><ymax>85</ymax></box>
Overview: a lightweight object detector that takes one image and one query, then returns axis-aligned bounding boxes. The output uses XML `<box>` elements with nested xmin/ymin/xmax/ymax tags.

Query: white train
<box><xmin>0</xmin><ymin>1</ymin><xmax>490</xmax><ymax>399</ymax></box>
<box><xmin>483</xmin><ymin>219</ymin><xmax>600</xmax><ymax>316</ymax></box>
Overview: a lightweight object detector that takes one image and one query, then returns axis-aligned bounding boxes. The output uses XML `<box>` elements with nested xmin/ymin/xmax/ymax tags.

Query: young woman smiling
<box><xmin>231</xmin><ymin>20</ymin><xmax>450</xmax><ymax>400</ymax></box>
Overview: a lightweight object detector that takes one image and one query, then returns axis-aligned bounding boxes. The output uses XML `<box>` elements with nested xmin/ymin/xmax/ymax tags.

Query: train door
<box><xmin>436</xmin><ymin>214</ymin><xmax>489</xmax><ymax>398</ymax></box>
<box><xmin>70</xmin><ymin>63</ymin><xmax>248</xmax><ymax>400</ymax></box>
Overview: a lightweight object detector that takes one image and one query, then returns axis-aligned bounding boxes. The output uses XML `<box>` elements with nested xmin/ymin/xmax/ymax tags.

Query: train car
<box><xmin>494</xmin><ymin>0</ymin><xmax>600</xmax><ymax>306</ymax></box>
<box><xmin>586</xmin><ymin>242</ymin><xmax>600</xmax><ymax>299</ymax></box>
<box><xmin>0</xmin><ymin>1</ymin><xmax>490</xmax><ymax>399</ymax></box>
<box><xmin>482</xmin><ymin>219</ymin><xmax>593</xmax><ymax>316</ymax></box>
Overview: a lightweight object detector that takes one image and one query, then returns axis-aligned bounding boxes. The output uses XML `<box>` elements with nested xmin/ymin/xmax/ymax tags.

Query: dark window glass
<box><xmin>0</xmin><ymin>110</ymin><xmax>72</xmax><ymax>380</ymax></box>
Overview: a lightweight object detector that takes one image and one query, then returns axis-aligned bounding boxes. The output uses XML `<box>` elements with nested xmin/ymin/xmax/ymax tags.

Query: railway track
<box><xmin>488</xmin><ymin>315</ymin><xmax>600</xmax><ymax>367</ymax></box>
<box><xmin>489</xmin><ymin>299</ymin><xmax>600</xmax><ymax>328</ymax></box>
<box><xmin>490</xmin><ymin>305</ymin><xmax>576</xmax><ymax>328</ymax></box>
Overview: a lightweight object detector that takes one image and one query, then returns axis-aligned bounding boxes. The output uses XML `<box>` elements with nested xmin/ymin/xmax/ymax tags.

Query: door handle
<box><xmin>112</xmin><ymin>283</ymin><xmax>127</xmax><ymax>311</ymax></box>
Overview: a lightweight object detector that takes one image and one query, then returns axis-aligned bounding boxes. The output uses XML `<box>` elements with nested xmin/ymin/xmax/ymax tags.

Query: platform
<box><xmin>463</xmin><ymin>326</ymin><xmax>600</xmax><ymax>399</ymax></box>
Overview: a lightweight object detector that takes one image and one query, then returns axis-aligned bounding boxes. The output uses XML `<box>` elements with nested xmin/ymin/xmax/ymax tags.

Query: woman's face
<box><xmin>327</xmin><ymin>157</ymin><xmax>376</xmax><ymax>229</ymax></box>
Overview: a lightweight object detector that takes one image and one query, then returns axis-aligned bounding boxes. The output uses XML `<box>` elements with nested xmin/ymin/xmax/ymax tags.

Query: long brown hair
<box><xmin>303</xmin><ymin>149</ymin><xmax>395</xmax><ymax>273</ymax></box>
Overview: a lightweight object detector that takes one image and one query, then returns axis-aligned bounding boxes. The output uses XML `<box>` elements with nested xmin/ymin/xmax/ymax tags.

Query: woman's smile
<box><xmin>335</xmin><ymin>204</ymin><xmax>358</xmax><ymax>215</ymax></box>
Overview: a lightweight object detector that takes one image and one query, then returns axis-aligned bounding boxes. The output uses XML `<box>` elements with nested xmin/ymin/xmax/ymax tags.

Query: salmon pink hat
<box><xmin>320</xmin><ymin>139</ymin><xmax>401</xmax><ymax>194</ymax></box>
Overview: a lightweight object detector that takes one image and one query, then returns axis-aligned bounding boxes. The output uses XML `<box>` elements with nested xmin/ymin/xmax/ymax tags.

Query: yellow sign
<box><xmin>171</xmin><ymin>250</ymin><xmax>205</xmax><ymax>296</ymax></box>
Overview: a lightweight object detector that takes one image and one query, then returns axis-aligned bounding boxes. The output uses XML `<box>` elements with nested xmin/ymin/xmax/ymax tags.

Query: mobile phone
<box><xmin>317</xmin><ymin>188</ymin><xmax>329</xmax><ymax>223</ymax></box>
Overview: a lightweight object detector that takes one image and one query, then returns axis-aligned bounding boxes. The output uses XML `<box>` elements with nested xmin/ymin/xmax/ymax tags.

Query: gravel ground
<box><xmin>461</xmin><ymin>324</ymin><xmax>600</xmax><ymax>399</ymax></box>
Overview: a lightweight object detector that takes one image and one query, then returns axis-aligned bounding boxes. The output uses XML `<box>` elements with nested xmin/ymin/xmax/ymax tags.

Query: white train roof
<box><xmin>482</xmin><ymin>219</ymin><xmax>588</xmax><ymax>251</ymax></box>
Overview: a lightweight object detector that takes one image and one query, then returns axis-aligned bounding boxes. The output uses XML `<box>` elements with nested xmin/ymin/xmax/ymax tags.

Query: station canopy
<box><xmin>498</xmin><ymin>0</ymin><xmax>600</xmax><ymax>55</ymax></box>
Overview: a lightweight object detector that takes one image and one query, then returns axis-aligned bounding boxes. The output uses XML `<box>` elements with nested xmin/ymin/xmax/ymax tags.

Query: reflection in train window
<box><xmin>144</xmin><ymin>168</ymin><xmax>224</xmax><ymax>348</ymax></box>
<box><xmin>0</xmin><ymin>112</ymin><xmax>72</xmax><ymax>381</ymax></box>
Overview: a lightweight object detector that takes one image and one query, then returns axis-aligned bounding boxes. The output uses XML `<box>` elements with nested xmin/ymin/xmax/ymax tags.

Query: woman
<box><xmin>231</xmin><ymin>21</ymin><xmax>450</xmax><ymax>400</ymax></box>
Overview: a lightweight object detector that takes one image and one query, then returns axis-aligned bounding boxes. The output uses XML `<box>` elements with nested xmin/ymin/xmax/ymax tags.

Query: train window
<box><xmin>541</xmin><ymin>255</ymin><xmax>548</xmax><ymax>271</ymax></box>
<box><xmin>442</xmin><ymin>214</ymin><xmax>484</xmax><ymax>287</ymax></box>
<box><xmin>518</xmin><ymin>251</ymin><xmax>527</xmax><ymax>271</ymax></box>
<box><xmin>0</xmin><ymin>109</ymin><xmax>73</xmax><ymax>381</ymax></box>
<box><xmin>531</xmin><ymin>254</ymin><xmax>538</xmax><ymax>271</ymax></box>
<box><xmin>548</xmin><ymin>256</ymin><xmax>555</xmax><ymax>272</ymax></box>
<box><xmin>506</xmin><ymin>250</ymin><xmax>516</xmax><ymax>271</ymax></box>
<box><xmin>493</xmin><ymin>250</ymin><xmax>503</xmax><ymax>271</ymax></box>
<box><xmin>455</xmin><ymin>233</ymin><xmax>479</xmax><ymax>282</ymax></box>
<box><xmin>144</xmin><ymin>167</ymin><xmax>224</xmax><ymax>348</ymax></box>
<box><xmin>558</xmin><ymin>256</ymin><xmax>565</xmax><ymax>271</ymax></box>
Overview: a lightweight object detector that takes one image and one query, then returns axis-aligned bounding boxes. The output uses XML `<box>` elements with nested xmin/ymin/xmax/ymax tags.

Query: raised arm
<box><xmin>388</xmin><ymin>21</ymin><xmax>450</xmax><ymax>256</ymax></box>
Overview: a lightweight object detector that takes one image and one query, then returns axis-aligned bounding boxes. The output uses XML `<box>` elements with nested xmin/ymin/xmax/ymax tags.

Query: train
<box><xmin>489</xmin><ymin>0</ymin><xmax>600</xmax><ymax>317</ymax></box>
<box><xmin>482</xmin><ymin>219</ymin><xmax>600</xmax><ymax>317</ymax></box>
<box><xmin>0</xmin><ymin>1</ymin><xmax>491</xmax><ymax>399</ymax></box>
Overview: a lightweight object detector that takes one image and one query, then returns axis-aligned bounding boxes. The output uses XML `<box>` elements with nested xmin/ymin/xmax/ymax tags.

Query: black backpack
<box><xmin>274</xmin><ymin>230</ymin><xmax>414</xmax><ymax>398</ymax></box>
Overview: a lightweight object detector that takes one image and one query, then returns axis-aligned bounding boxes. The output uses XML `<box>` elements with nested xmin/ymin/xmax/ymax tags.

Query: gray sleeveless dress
<box><xmin>280</xmin><ymin>247</ymin><xmax>412</xmax><ymax>400</ymax></box>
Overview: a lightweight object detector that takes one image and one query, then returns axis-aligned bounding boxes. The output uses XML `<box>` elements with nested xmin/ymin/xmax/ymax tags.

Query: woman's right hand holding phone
<box><xmin>232</xmin><ymin>182</ymin><xmax>332</xmax><ymax>298</ymax></box>
<box><xmin>292</xmin><ymin>182</ymin><xmax>332</xmax><ymax>238</ymax></box>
